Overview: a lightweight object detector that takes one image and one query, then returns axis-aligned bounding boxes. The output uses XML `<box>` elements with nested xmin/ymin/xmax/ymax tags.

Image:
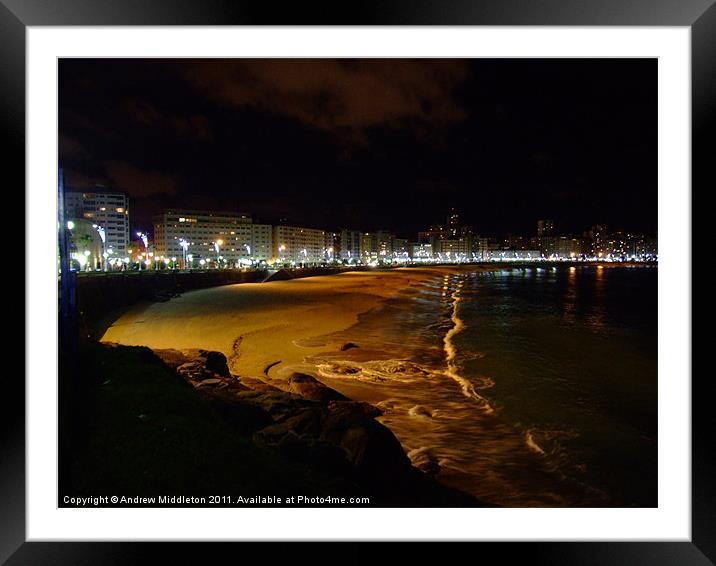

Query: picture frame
<box><xmin>5</xmin><ymin>0</ymin><xmax>705</xmax><ymax>562</ymax></box>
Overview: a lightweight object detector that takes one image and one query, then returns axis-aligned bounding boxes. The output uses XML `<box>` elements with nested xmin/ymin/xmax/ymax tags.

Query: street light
<box><xmin>214</xmin><ymin>239</ymin><xmax>223</xmax><ymax>268</ymax></box>
<box><xmin>179</xmin><ymin>239</ymin><xmax>189</xmax><ymax>269</ymax></box>
<box><xmin>93</xmin><ymin>224</ymin><xmax>107</xmax><ymax>271</ymax></box>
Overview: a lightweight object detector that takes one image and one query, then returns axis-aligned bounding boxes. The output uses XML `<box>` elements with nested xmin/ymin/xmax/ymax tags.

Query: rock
<box><xmin>176</xmin><ymin>361</ymin><xmax>207</xmax><ymax>381</ymax></box>
<box><xmin>328</xmin><ymin>400</ymin><xmax>382</xmax><ymax>419</ymax></box>
<box><xmin>253</xmin><ymin>423</ymin><xmax>294</xmax><ymax>445</ymax></box>
<box><xmin>204</xmin><ymin>392</ymin><xmax>273</xmax><ymax>433</ymax></box>
<box><xmin>238</xmin><ymin>376</ymin><xmax>282</xmax><ymax>392</ymax></box>
<box><xmin>319</xmin><ymin>401</ymin><xmax>408</xmax><ymax>475</ymax></box>
<box><xmin>340</xmin><ymin>342</ymin><xmax>359</xmax><ymax>351</ymax></box>
<box><xmin>199</xmin><ymin>350</ymin><xmax>231</xmax><ymax>377</ymax></box>
<box><xmin>281</xmin><ymin>407</ymin><xmax>323</xmax><ymax>436</ymax></box>
<box><xmin>287</xmin><ymin>373</ymin><xmax>347</xmax><ymax>402</ymax></box>
<box><xmin>151</xmin><ymin>348</ymin><xmax>190</xmax><ymax>370</ymax></box>
<box><xmin>254</xmin><ymin>409</ymin><xmax>322</xmax><ymax>445</ymax></box>
<box><xmin>236</xmin><ymin>390</ymin><xmax>310</xmax><ymax>418</ymax></box>
<box><xmin>154</xmin><ymin>348</ymin><xmax>231</xmax><ymax>378</ymax></box>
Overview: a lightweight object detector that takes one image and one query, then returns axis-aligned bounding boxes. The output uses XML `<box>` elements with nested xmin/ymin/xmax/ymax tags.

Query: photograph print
<box><xmin>57</xmin><ymin>58</ymin><xmax>657</xmax><ymax>509</ymax></box>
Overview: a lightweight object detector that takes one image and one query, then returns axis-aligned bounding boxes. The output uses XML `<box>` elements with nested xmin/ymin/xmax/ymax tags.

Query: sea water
<box><xmin>309</xmin><ymin>265</ymin><xmax>657</xmax><ymax>507</ymax></box>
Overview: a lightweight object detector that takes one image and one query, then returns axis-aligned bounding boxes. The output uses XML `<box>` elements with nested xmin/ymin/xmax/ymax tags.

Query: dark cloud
<box><xmin>175</xmin><ymin>59</ymin><xmax>469</xmax><ymax>140</ymax></box>
<box><xmin>121</xmin><ymin>97</ymin><xmax>163</xmax><ymax>127</ymax></box>
<box><xmin>121</xmin><ymin>97</ymin><xmax>213</xmax><ymax>141</ymax></box>
<box><xmin>169</xmin><ymin>114</ymin><xmax>212</xmax><ymax>141</ymax></box>
<box><xmin>58</xmin><ymin>58</ymin><xmax>656</xmax><ymax>236</ymax></box>
<box><xmin>63</xmin><ymin>167</ymin><xmax>107</xmax><ymax>190</ymax></box>
<box><xmin>104</xmin><ymin>161</ymin><xmax>180</xmax><ymax>198</ymax></box>
<box><xmin>58</xmin><ymin>134</ymin><xmax>89</xmax><ymax>160</ymax></box>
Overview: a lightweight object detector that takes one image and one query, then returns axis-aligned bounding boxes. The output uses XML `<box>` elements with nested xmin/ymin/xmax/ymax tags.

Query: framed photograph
<box><xmin>6</xmin><ymin>0</ymin><xmax>705</xmax><ymax>563</ymax></box>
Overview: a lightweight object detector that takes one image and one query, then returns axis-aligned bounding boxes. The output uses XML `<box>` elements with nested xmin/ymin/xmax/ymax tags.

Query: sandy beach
<box><xmin>101</xmin><ymin>268</ymin><xmax>449</xmax><ymax>384</ymax></box>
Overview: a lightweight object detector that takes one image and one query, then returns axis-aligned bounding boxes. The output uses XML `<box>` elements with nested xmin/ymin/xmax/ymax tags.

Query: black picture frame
<box><xmin>4</xmin><ymin>1</ymin><xmax>705</xmax><ymax>563</ymax></box>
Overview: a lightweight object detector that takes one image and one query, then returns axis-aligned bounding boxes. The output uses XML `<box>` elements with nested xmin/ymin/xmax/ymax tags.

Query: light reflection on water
<box><xmin>308</xmin><ymin>265</ymin><xmax>657</xmax><ymax>507</ymax></box>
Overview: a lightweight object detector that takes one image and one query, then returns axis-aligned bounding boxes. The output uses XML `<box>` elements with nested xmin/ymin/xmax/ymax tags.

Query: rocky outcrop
<box><xmin>156</xmin><ymin>350</ymin><xmax>414</xmax><ymax>477</ymax></box>
<box><xmin>249</xmin><ymin>395</ymin><xmax>411</xmax><ymax>479</ymax></box>
<box><xmin>153</xmin><ymin>348</ymin><xmax>245</xmax><ymax>395</ymax></box>
<box><xmin>200</xmin><ymin>350</ymin><xmax>231</xmax><ymax>377</ymax></box>
<box><xmin>319</xmin><ymin>400</ymin><xmax>408</xmax><ymax>475</ymax></box>
<box><xmin>286</xmin><ymin>372</ymin><xmax>348</xmax><ymax>402</ymax></box>
<box><xmin>152</xmin><ymin>348</ymin><xmax>481</xmax><ymax>505</ymax></box>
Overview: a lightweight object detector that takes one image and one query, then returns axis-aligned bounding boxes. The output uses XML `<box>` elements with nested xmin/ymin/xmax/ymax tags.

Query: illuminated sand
<box><xmin>101</xmin><ymin>269</ymin><xmax>449</xmax><ymax>382</ymax></box>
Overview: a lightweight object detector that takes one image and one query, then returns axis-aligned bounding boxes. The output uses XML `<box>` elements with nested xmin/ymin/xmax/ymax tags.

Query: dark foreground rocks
<box><xmin>152</xmin><ymin>349</ymin><xmax>481</xmax><ymax>506</ymax></box>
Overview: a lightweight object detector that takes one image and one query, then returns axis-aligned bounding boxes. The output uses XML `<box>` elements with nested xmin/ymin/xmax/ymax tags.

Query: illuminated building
<box><xmin>272</xmin><ymin>225</ymin><xmax>325</xmax><ymax>265</ymax></box>
<box><xmin>374</xmin><ymin>230</ymin><xmax>395</xmax><ymax>260</ymax></box>
<box><xmin>65</xmin><ymin>188</ymin><xmax>130</xmax><ymax>257</ymax></box>
<box><xmin>537</xmin><ymin>219</ymin><xmax>554</xmax><ymax>237</ymax></box>
<box><xmin>536</xmin><ymin>219</ymin><xmax>557</xmax><ymax>258</ymax></box>
<box><xmin>392</xmin><ymin>238</ymin><xmax>409</xmax><ymax>261</ymax></box>
<box><xmin>323</xmin><ymin>231</ymin><xmax>339</xmax><ymax>262</ymax></box>
<box><xmin>410</xmin><ymin>243</ymin><xmax>433</xmax><ymax>260</ymax></box>
<box><xmin>339</xmin><ymin>229</ymin><xmax>363</xmax><ymax>262</ymax></box>
<box><xmin>556</xmin><ymin>236</ymin><xmax>584</xmax><ymax>258</ymax></box>
<box><xmin>361</xmin><ymin>232</ymin><xmax>377</xmax><ymax>263</ymax></box>
<box><xmin>589</xmin><ymin>225</ymin><xmax>608</xmax><ymax>256</ymax></box>
<box><xmin>470</xmin><ymin>237</ymin><xmax>489</xmax><ymax>260</ymax></box>
<box><xmin>360</xmin><ymin>231</ymin><xmax>403</xmax><ymax>263</ymax></box>
<box><xmin>418</xmin><ymin>224</ymin><xmax>447</xmax><ymax>251</ymax></box>
<box><xmin>153</xmin><ymin>209</ymin><xmax>253</xmax><ymax>267</ymax></box>
<box><xmin>436</xmin><ymin>237</ymin><xmax>472</xmax><ymax>261</ymax></box>
<box><xmin>447</xmin><ymin>208</ymin><xmax>460</xmax><ymax>238</ymax></box>
<box><xmin>251</xmin><ymin>224</ymin><xmax>273</xmax><ymax>262</ymax></box>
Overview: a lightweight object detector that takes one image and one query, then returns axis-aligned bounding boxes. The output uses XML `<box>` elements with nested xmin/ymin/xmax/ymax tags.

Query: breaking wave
<box><xmin>443</xmin><ymin>278</ymin><xmax>494</xmax><ymax>413</ymax></box>
<box><xmin>316</xmin><ymin>359</ymin><xmax>444</xmax><ymax>384</ymax></box>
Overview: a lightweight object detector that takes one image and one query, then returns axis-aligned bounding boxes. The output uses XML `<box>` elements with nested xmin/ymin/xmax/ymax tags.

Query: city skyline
<box><xmin>64</xmin><ymin>184</ymin><xmax>656</xmax><ymax>241</ymax></box>
<box><xmin>59</xmin><ymin>58</ymin><xmax>656</xmax><ymax>236</ymax></box>
<box><xmin>63</xmin><ymin>182</ymin><xmax>656</xmax><ymax>271</ymax></box>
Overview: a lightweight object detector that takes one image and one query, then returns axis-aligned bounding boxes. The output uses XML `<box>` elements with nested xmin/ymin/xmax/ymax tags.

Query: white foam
<box><xmin>316</xmin><ymin>359</ymin><xmax>443</xmax><ymax>384</ymax></box>
<box><xmin>442</xmin><ymin>279</ymin><xmax>494</xmax><ymax>413</ymax></box>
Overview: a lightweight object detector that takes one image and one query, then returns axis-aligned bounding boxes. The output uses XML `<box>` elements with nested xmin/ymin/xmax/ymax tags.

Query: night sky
<box><xmin>58</xmin><ymin>58</ymin><xmax>656</xmax><ymax>238</ymax></box>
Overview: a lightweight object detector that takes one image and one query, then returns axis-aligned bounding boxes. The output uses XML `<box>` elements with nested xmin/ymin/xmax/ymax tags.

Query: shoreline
<box><xmin>101</xmin><ymin>263</ymin><xmax>652</xmax><ymax>384</ymax></box>
<box><xmin>101</xmin><ymin>267</ymin><xmax>461</xmax><ymax>382</ymax></box>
